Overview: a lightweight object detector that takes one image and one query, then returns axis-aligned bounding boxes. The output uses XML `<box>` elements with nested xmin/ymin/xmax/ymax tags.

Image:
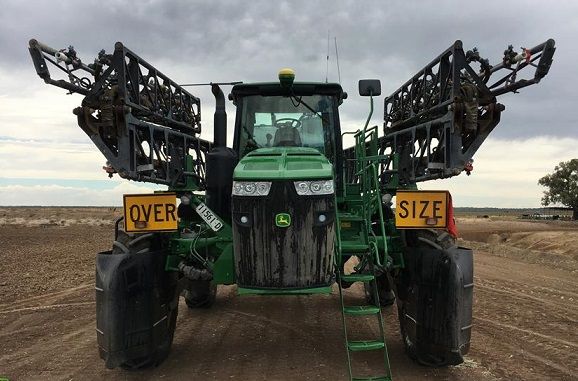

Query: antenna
<box><xmin>334</xmin><ymin>37</ymin><xmax>341</xmax><ymax>84</ymax></box>
<box><xmin>325</xmin><ymin>30</ymin><xmax>330</xmax><ymax>83</ymax></box>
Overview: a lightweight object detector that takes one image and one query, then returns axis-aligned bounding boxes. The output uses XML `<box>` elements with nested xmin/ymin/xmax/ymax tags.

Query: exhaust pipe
<box><xmin>206</xmin><ymin>83</ymin><xmax>237</xmax><ymax>222</ymax></box>
<box><xmin>211</xmin><ymin>84</ymin><xmax>227</xmax><ymax>147</ymax></box>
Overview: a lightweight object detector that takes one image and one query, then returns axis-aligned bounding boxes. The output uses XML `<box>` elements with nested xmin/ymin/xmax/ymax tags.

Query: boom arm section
<box><xmin>346</xmin><ymin>39</ymin><xmax>555</xmax><ymax>187</ymax></box>
<box><xmin>29</xmin><ymin>39</ymin><xmax>211</xmax><ymax>189</ymax></box>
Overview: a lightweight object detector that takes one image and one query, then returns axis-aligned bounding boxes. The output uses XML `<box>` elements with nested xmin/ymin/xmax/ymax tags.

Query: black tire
<box><xmin>363</xmin><ymin>273</ymin><xmax>395</xmax><ymax>307</ymax></box>
<box><xmin>183</xmin><ymin>279</ymin><xmax>217</xmax><ymax>309</ymax></box>
<box><xmin>395</xmin><ymin>229</ymin><xmax>462</xmax><ymax>367</ymax></box>
<box><xmin>109</xmin><ymin>231</ymin><xmax>178</xmax><ymax>370</ymax></box>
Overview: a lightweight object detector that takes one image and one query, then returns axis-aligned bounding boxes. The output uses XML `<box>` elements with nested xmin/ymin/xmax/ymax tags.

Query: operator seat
<box><xmin>273</xmin><ymin>125</ymin><xmax>302</xmax><ymax>147</ymax></box>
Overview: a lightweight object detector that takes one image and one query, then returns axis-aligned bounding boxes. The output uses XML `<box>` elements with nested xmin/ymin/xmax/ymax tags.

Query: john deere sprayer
<box><xmin>29</xmin><ymin>37</ymin><xmax>555</xmax><ymax>380</ymax></box>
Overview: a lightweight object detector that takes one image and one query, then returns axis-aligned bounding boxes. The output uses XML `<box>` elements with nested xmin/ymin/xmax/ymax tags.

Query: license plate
<box><xmin>196</xmin><ymin>203</ymin><xmax>224</xmax><ymax>232</ymax></box>
<box><xmin>395</xmin><ymin>190</ymin><xmax>449</xmax><ymax>229</ymax></box>
<box><xmin>123</xmin><ymin>193</ymin><xmax>178</xmax><ymax>232</ymax></box>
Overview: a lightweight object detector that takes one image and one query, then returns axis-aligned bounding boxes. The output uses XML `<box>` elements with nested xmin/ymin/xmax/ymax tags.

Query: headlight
<box><xmin>232</xmin><ymin>181</ymin><xmax>272</xmax><ymax>196</ymax></box>
<box><xmin>293</xmin><ymin>180</ymin><xmax>334</xmax><ymax>195</ymax></box>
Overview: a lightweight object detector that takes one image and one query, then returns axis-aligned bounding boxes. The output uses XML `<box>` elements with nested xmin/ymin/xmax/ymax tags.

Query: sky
<box><xmin>0</xmin><ymin>0</ymin><xmax>576</xmax><ymax>207</ymax></box>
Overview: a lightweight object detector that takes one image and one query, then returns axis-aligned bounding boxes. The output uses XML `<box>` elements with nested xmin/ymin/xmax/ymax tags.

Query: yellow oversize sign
<box><xmin>123</xmin><ymin>193</ymin><xmax>178</xmax><ymax>232</ymax></box>
<box><xmin>395</xmin><ymin>190</ymin><xmax>449</xmax><ymax>229</ymax></box>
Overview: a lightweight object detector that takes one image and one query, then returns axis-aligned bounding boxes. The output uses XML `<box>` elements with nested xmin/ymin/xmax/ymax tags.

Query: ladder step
<box><xmin>346</xmin><ymin>183</ymin><xmax>362</xmax><ymax>195</ymax></box>
<box><xmin>344</xmin><ymin>305</ymin><xmax>380</xmax><ymax>316</ymax></box>
<box><xmin>341</xmin><ymin>274</ymin><xmax>375</xmax><ymax>283</ymax></box>
<box><xmin>352</xmin><ymin>376</ymin><xmax>391</xmax><ymax>381</ymax></box>
<box><xmin>341</xmin><ymin>241</ymin><xmax>370</xmax><ymax>253</ymax></box>
<box><xmin>338</xmin><ymin>213</ymin><xmax>365</xmax><ymax>222</ymax></box>
<box><xmin>347</xmin><ymin>340</ymin><xmax>385</xmax><ymax>352</ymax></box>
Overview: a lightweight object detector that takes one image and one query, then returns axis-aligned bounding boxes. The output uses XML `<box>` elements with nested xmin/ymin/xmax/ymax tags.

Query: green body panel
<box><xmin>237</xmin><ymin>286</ymin><xmax>333</xmax><ymax>295</ymax></box>
<box><xmin>212</xmin><ymin>243</ymin><xmax>235</xmax><ymax>284</ymax></box>
<box><xmin>233</xmin><ymin>147</ymin><xmax>333</xmax><ymax>180</ymax></box>
<box><xmin>165</xmin><ymin>254</ymin><xmax>181</xmax><ymax>271</ymax></box>
<box><xmin>165</xmin><ymin>154</ymin><xmax>235</xmax><ymax>280</ymax></box>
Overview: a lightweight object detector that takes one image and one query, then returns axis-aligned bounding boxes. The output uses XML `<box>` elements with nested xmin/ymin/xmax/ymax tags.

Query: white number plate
<box><xmin>195</xmin><ymin>203</ymin><xmax>224</xmax><ymax>232</ymax></box>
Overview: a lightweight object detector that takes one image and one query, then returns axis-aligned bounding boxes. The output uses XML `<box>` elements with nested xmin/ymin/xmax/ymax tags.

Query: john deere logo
<box><xmin>275</xmin><ymin>213</ymin><xmax>291</xmax><ymax>227</ymax></box>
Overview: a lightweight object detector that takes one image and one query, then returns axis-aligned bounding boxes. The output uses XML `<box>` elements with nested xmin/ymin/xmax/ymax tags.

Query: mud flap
<box><xmin>96</xmin><ymin>249</ymin><xmax>178</xmax><ymax>369</ymax></box>
<box><xmin>398</xmin><ymin>245</ymin><xmax>473</xmax><ymax>365</ymax></box>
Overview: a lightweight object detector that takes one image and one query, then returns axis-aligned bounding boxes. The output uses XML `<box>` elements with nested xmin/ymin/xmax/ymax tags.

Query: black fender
<box><xmin>96</xmin><ymin>247</ymin><xmax>179</xmax><ymax>369</ymax></box>
<box><xmin>397</xmin><ymin>245</ymin><xmax>473</xmax><ymax>365</ymax></box>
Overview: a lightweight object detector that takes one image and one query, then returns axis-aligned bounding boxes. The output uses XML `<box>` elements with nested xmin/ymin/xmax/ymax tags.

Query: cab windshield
<box><xmin>237</xmin><ymin>95</ymin><xmax>337</xmax><ymax>161</ymax></box>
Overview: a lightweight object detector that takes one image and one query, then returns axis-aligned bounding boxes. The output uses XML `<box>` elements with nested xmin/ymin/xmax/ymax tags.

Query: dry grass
<box><xmin>0</xmin><ymin>207</ymin><xmax>122</xmax><ymax>227</ymax></box>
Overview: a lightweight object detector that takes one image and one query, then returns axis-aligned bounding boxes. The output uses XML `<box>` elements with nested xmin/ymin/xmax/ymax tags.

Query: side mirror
<box><xmin>358</xmin><ymin>79</ymin><xmax>381</xmax><ymax>97</ymax></box>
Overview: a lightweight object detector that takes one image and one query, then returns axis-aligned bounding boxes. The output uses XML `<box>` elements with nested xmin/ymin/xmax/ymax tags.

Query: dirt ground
<box><xmin>0</xmin><ymin>208</ymin><xmax>577</xmax><ymax>380</ymax></box>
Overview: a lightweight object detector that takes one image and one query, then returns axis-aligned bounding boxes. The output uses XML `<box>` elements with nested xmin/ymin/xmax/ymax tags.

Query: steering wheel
<box><xmin>274</xmin><ymin>118</ymin><xmax>302</xmax><ymax>129</ymax></box>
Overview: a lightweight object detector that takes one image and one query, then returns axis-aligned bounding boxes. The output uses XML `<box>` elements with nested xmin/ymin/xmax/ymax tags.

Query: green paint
<box><xmin>212</xmin><ymin>243</ymin><xmax>235</xmax><ymax>285</ymax></box>
<box><xmin>165</xmin><ymin>255</ymin><xmax>181</xmax><ymax>271</ymax></box>
<box><xmin>335</xmin><ymin>118</ymin><xmax>395</xmax><ymax>379</ymax></box>
<box><xmin>237</xmin><ymin>286</ymin><xmax>332</xmax><ymax>295</ymax></box>
<box><xmin>163</xmin><ymin>190</ymin><xmax>234</xmax><ymax>278</ymax></box>
<box><xmin>233</xmin><ymin>147</ymin><xmax>333</xmax><ymax>180</ymax></box>
<box><xmin>275</xmin><ymin>213</ymin><xmax>291</xmax><ymax>227</ymax></box>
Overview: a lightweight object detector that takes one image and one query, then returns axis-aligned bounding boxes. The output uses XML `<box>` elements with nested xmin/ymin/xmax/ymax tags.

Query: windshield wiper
<box><xmin>289</xmin><ymin>93</ymin><xmax>331</xmax><ymax>125</ymax></box>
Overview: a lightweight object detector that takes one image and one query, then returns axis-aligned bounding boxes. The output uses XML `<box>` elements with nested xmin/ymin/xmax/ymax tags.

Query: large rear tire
<box><xmin>96</xmin><ymin>231</ymin><xmax>178</xmax><ymax>370</ymax></box>
<box><xmin>395</xmin><ymin>229</ymin><xmax>471</xmax><ymax>367</ymax></box>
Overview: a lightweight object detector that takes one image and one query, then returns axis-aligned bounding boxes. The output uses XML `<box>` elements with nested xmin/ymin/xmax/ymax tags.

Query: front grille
<box><xmin>232</xmin><ymin>181</ymin><xmax>335</xmax><ymax>288</ymax></box>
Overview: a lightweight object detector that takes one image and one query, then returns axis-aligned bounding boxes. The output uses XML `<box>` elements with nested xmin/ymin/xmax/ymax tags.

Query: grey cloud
<box><xmin>1</xmin><ymin>0</ymin><xmax>576</xmax><ymax>139</ymax></box>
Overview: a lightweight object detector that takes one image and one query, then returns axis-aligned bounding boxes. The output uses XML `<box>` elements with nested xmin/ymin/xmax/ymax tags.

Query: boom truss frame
<box><xmin>345</xmin><ymin>39</ymin><xmax>555</xmax><ymax>188</ymax></box>
<box><xmin>29</xmin><ymin>39</ymin><xmax>211</xmax><ymax>188</ymax></box>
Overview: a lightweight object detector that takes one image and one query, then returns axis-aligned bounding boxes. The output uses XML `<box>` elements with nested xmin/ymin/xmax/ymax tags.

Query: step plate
<box><xmin>342</xmin><ymin>274</ymin><xmax>375</xmax><ymax>282</ymax></box>
<box><xmin>347</xmin><ymin>340</ymin><xmax>385</xmax><ymax>352</ymax></box>
<box><xmin>344</xmin><ymin>305</ymin><xmax>380</xmax><ymax>315</ymax></box>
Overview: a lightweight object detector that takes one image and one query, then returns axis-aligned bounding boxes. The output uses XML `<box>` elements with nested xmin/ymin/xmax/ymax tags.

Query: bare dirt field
<box><xmin>0</xmin><ymin>208</ymin><xmax>577</xmax><ymax>380</ymax></box>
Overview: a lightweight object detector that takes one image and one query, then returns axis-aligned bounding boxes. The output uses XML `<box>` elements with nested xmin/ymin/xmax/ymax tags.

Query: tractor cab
<box><xmin>230</xmin><ymin>73</ymin><xmax>346</xmax><ymax>165</ymax></box>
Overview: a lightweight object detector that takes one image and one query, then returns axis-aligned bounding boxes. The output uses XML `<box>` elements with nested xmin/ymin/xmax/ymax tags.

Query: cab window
<box><xmin>237</xmin><ymin>95</ymin><xmax>337</xmax><ymax>161</ymax></box>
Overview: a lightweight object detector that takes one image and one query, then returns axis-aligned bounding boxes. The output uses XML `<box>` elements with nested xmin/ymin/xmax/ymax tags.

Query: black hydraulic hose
<box><xmin>178</xmin><ymin>262</ymin><xmax>213</xmax><ymax>281</ymax></box>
